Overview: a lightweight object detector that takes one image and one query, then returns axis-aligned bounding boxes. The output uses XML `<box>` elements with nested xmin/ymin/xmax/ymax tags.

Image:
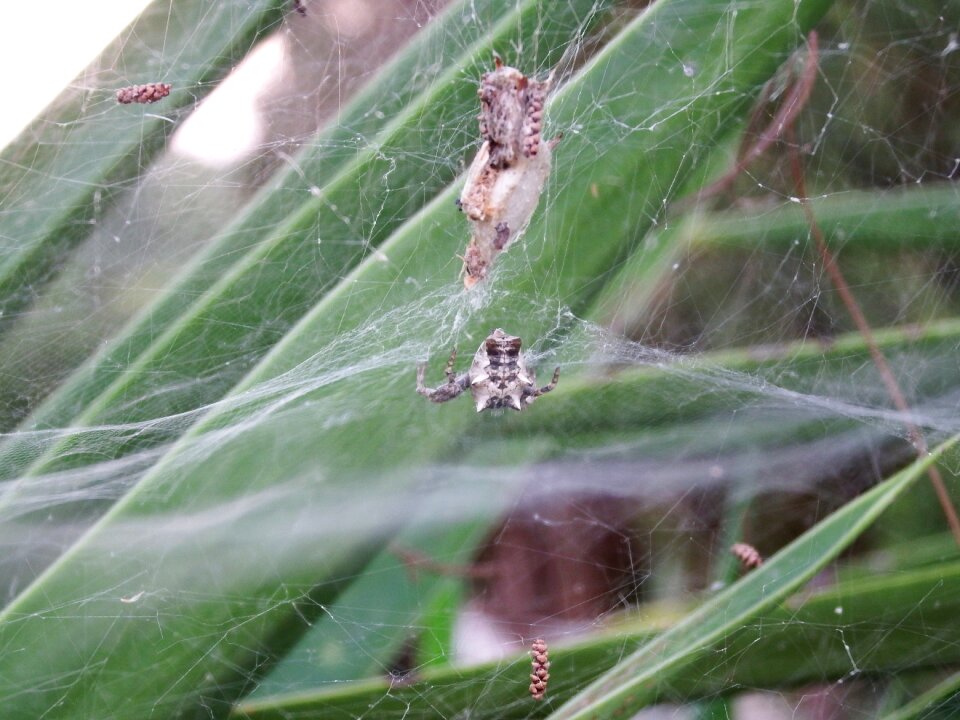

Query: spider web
<box><xmin>1</xmin><ymin>0</ymin><xmax>960</xmax><ymax>718</ymax></box>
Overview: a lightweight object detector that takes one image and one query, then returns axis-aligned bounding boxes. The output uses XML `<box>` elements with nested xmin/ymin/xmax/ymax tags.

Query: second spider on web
<box><xmin>458</xmin><ymin>58</ymin><xmax>558</xmax><ymax>289</ymax></box>
<box><xmin>416</xmin><ymin>328</ymin><xmax>559</xmax><ymax>412</ymax></box>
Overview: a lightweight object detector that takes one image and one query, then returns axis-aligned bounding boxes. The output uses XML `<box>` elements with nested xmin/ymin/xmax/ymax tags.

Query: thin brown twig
<box><xmin>690</xmin><ymin>36</ymin><xmax>820</xmax><ymax>205</ymax></box>
<box><xmin>390</xmin><ymin>545</ymin><xmax>495</xmax><ymax>581</ymax></box>
<box><xmin>783</xmin><ymin>31</ymin><xmax>960</xmax><ymax>546</ymax></box>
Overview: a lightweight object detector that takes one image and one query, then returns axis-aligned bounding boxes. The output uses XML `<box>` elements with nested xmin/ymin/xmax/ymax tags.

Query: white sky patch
<box><xmin>0</xmin><ymin>0</ymin><xmax>152</xmax><ymax>152</ymax></box>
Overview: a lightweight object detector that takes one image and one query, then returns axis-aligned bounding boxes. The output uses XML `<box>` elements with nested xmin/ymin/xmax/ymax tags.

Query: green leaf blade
<box><xmin>549</xmin><ymin>436</ymin><xmax>958</xmax><ymax>719</ymax></box>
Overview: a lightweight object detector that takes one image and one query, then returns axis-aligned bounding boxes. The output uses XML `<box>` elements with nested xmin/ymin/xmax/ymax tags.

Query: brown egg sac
<box><xmin>116</xmin><ymin>83</ymin><xmax>172</xmax><ymax>104</ymax></box>
<box><xmin>730</xmin><ymin>542</ymin><xmax>763</xmax><ymax>570</ymax></box>
<box><xmin>529</xmin><ymin>638</ymin><xmax>550</xmax><ymax>701</ymax></box>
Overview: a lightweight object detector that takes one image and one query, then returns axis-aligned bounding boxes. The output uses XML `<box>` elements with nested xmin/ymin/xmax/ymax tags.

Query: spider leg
<box><xmin>535</xmin><ymin>367</ymin><xmax>561</xmax><ymax>397</ymax></box>
<box><xmin>424</xmin><ymin>372</ymin><xmax>469</xmax><ymax>403</ymax></box>
<box><xmin>417</xmin><ymin>352</ymin><xmax>469</xmax><ymax>405</ymax></box>
<box><xmin>521</xmin><ymin>366</ymin><xmax>560</xmax><ymax>407</ymax></box>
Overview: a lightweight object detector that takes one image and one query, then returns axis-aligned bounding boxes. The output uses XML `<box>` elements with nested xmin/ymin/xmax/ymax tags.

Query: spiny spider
<box><xmin>458</xmin><ymin>58</ymin><xmax>557</xmax><ymax>288</ymax></box>
<box><xmin>416</xmin><ymin>329</ymin><xmax>560</xmax><ymax>412</ymax></box>
<box><xmin>460</xmin><ymin>57</ymin><xmax>552</xmax><ymax>223</ymax></box>
<box><xmin>477</xmin><ymin>56</ymin><xmax>550</xmax><ymax>170</ymax></box>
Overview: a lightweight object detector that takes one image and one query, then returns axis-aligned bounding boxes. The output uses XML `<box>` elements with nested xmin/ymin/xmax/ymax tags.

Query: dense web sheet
<box><xmin>2</xmin><ymin>0</ymin><xmax>960</xmax><ymax>718</ymax></box>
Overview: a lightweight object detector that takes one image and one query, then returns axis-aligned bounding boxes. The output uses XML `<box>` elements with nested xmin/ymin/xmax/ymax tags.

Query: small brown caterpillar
<box><xmin>529</xmin><ymin>638</ymin><xmax>550</xmax><ymax>701</ymax></box>
<box><xmin>730</xmin><ymin>542</ymin><xmax>763</xmax><ymax>570</ymax></box>
<box><xmin>116</xmin><ymin>83</ymin><xmax>172</xmax><ymax>105</ymax></box>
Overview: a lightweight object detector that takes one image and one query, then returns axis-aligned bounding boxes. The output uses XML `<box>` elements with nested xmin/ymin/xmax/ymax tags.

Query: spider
<box><xmin>458</xmin><ymin>59</ymin><xmax>557</xmax><ymax>288</ymax></box>
<box><xmin>416</xmin><ymin>329</ymin><xmax>560</xmax><ymax>412</ymax></box>
<box><xmin>477</xmin><ymin>57</ymin><xmax>549</xmax><ymax>170</ymax></box>
<box><xmin>459</xmin><ymin>58</ymin><xmax>552</xmax><ymax>224</ymax></box>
